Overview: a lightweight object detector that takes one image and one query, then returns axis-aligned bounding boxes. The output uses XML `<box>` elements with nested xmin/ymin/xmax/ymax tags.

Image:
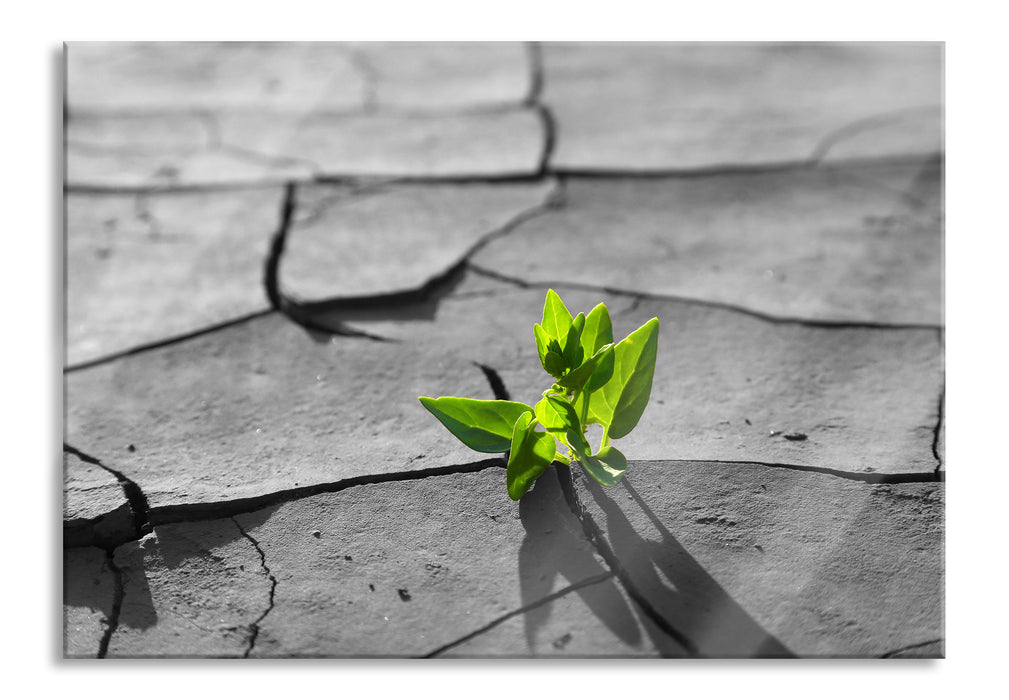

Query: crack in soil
<box><xmin>678</xmin><ymin>459</ymin><xmax>942</xmax><ymax>485</ymax></box>
<box><xmin>932</xmin><ymin>327</ymin><xmax>945</xmax><ymax>476</ymax></box>
<box><xmin>465</xmin><ymin>262</ymin><xmax>943</xmax><ymax>332</ymax></box>
<box><xmin>64</xmin><ymin>453</ymin><xmax>941</xmax><ymax>553</ymax></box>
<box><xmin>421</xmin><ymin>570</ymin><xmax>616</xmax><ymax>657</ymax></box>
<box><xmin>64</xmin><ymin>443</ymin><xmax>153</xmax><ymax>545</ymax></box>
<box><xmin>64</xmin><ymin>309</ymin><xmax>274</xmax><ymax>374</ymax></box>
<box><xmin>524</xmin><ymin>42</ymin><xmax>556</xmax><ymax>178</ymax></box>
<box><xmin>149</xmin><ymin>457</ymin><xmax>506</xmax><ymax>528</ymax></box>
<box><xmin>475</xmin><ymin>363</ymin><xmax>511</xmax><ymax>401</ymax></box>
<box><xmin>932</xmin><ymin>385</ymin><xmax>945</xmax><ymax>475</ymax></box>
<box><xmin>96</xmin><ymin>547</ymin><xmax>125</xmax><ymax>658</ymax></box>
<box><xmin>233</xmin><ymin>518</ymin><xmax>278</xmax><ymax>658</ymax></box>
<box><xmin>262</xmin><ymin>182</ymin><xmax>397</xmax><ymax>341</ymax></box>
<box><xmin>807</xmin><ymin>106</ymin><xmax>941</xmax><ymax>166</ymax></box>
<box><xmin>554</xmin><ymin>462</ymin><xmax>700</xmax><ymax>657</ymax></box>
<box><xmin>263</xmin><ymin>177</ymin><xmax>564</xmax><ymax>341</ymax></box>
<box><xmin>879</xmin><ymin>637</ymin><xmax>944</xmax><ymax>658</ymax></box>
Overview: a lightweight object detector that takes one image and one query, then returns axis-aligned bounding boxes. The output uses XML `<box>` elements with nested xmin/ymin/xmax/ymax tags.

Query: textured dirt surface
<box><xmin>63</xmin><ymin>41</ymin><xmax>944</xmax><ymax>659</ymax></box>
<box><xmin>66</xmin><ymin>187</ymin><xmax>284</xmax><ymax>366</ymax></box>
<box><xmin>565</xmin><ymin>461</ymin><xmax>944</xmax><ymax>658</ymax></box>
<box><xmin>543</xmin><ymin>43</ymin><xmax>941</xmax><ymax>170</ymax></box>
<box><xmin>66</xmin><ymin>314</ymin><xmax>497</xmax><ymax>513</ymax></box>
<box><xmin>470</xmin><ymin>163</ymin><xmax>942</xmax><ymax>325</ymax></box>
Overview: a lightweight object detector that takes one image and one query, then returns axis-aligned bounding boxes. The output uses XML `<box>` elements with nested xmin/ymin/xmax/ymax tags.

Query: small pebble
<box><xmin>783</xmin><ymin>432</ymin><xmax>808</xmax><ymax>441</ymax></box>
<box><xmin>311</xmin><ymin>530</ymin><xmax>321</xmax><ymax>538</ymax></box>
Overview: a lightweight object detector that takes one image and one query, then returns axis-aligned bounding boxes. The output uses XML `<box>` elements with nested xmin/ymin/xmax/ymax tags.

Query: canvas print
<box><xmin>63</xmin><ymin>41</ymin><xmax>944</xmax><ymax>658</ymax></box>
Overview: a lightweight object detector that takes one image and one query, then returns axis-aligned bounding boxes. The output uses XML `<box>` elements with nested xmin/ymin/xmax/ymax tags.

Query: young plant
<box><xmin>419</xmin><ymin>290</ymin><xmax>659</xmax><ymax>500</ymax></box>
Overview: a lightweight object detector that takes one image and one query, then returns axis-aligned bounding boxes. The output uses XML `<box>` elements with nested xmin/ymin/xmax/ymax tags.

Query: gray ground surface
<box><xmin>63</xmin><ymin>41</ymin><xmax>944</xmax><ymax>658</ymax></box>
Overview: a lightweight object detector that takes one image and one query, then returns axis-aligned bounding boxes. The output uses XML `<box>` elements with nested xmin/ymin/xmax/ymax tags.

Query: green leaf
<box><xmin>543</xmin><ymin>351</ymin><xmax>566</xmax><ymax>378</ymax></box>
<box><xmin>580</xmin><ymin>445</ymin><xmax>628</xmax><ymax>486</ymax></box>
<box><xmin>541</xmin><ymin>289</ymin><xmax>573</xmax><ymax>340</ymax></box>
<box><xmin>584</xmin><ymin>345</ymin><xmax>616</xmax><ymax>392</ymax></box>
<box><xmin>546</xmin><ymin>395</ymin><xmax>591</xmax><ymax>456</ymax></box>
<box><xmin>581</xmin><ymin>303</ymin><xmax>614</xmax><ymax>356</ymax></box>
<box><xmin>571</xmin><ymin>312</ymin><xmax>586</xmax><ymax>336</ymax></box>
<box><xmin>561</xmin><ymin>315</ymin><xmax>585</xmax><ymax>370</ymax></box>
<box><xmin>557</xmin><ymin>343</ymin><xmax>614</xmax><ymax>391</ymax></box>
<box><xmin>419</xmin><ymin>396</ymin><xmax>533</xmax><ymax>453</ymax></box>
<box><xmin>546</xmin><ymin>394</ymin><xmax>580</xmax><ymax>432</ymax></box>
<box><xmin>506</xmin><ymin>413</ymin><xmax>558</xmax><ymax>500</ymax></box>
<box><xmin>565</xmin><ymin>427</ymin><xmax>591</xmax><ymax>460</ymax></box>
<box><xmin>534</xmin><ymin>395</ymin><xmax>567</xmax><ymax>435</ymax></box>
<box><xmin>533</xmin><ymin>323</ymin><xmax>551</xmax><ymax>369</ymax></box>
<box><xmin>580</xmin><ymin>317</ymin><xmax>659</xmax><ymax>439</ymax></box>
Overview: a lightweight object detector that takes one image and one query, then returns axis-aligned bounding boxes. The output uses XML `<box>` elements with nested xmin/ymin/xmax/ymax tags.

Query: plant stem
<box><xmin>579</xmin><ymin>389</ymin><xmax>590</xmax><ymax>430</ymax></box>
<box><xmin>601</xmin><ymin>425</ymin><xmax>610</xmax><ymax>449</ymax></box>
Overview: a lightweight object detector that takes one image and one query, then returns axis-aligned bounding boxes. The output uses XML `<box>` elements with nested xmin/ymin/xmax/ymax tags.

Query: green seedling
<box><xmin>419</xmin><ymin>289</ymin><xmax>659</xmax><ymax>500</ymax></box>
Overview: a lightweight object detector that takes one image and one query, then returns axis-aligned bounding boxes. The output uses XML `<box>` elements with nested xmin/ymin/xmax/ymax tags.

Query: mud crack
<box><xmin>64</xmin><ymin>443</ymin><xmax>152</xmax><ymax>545</ymax></box>
<box><xmin>880</xmin><ymin>637</ymin><xmax>944</xmax><ymax>658</ymax></box>
<box><xmin>422</xmin><ymin>570</ymin><xmax>615</xmax><ymax>657</ymax></box>
<box><xmin>96</xmin><ymin>548</ymin><xmax>125</xmax><ymax>658</ymax></box>
<box><xmin>263</xmin><ymin>182</ymin><xmax>396</xmax><ymax>341</ymax></box>
<box><xmin>150</xmin><ymin>457</ymin><xmax>506</xmax><ymax>528</ymax></box>
<box><xmin>264</xmin><ymin>177</ymin><xmax>564</xmax><ymax>340</ymax></box>
<box><xmin>465</xmin><ymin>263</ymin><xmax>942</xmax><ymax>332</ymax></box>
<box><xmin>64</xmin><ymin>310</ymin><xmax>274</xmax><ymax>374</ymax></box>
<box><xmin>475</xmin><ymin>363</ymin><xmax>511</xmax><ymax>401</ymax></box>
<box><xmin>233</xmin><ymin>518</ymin><xmax>278</xmax><ymax>658</ymax></box>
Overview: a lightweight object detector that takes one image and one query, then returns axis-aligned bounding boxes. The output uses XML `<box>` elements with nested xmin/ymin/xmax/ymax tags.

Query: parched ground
<box><xmin>62</xmin><ymin>41</ymin><xmax>943</xmax><ymax>658</ymax></box>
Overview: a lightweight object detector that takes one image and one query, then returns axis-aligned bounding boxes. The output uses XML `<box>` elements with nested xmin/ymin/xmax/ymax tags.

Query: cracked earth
<box><xmin>63</xmin><ymin>41</ymin><xmax>944</xmax><ymax>658</ymax></box>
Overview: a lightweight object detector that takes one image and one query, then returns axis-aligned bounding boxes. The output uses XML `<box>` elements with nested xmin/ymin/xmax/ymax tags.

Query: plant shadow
<box><xmin>577</xmin><ymin>469</ymin><xmax>794</xmax><ymax>658</ymax></box>
<box><xmin>516</xmin><ymin>468</ymin><xmax>678</xmax><ymax>654</ymax></box>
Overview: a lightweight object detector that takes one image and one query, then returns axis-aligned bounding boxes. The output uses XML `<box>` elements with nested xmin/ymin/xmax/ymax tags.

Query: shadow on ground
<box><xmin>576</xmin><ymin>470</ymin><xmax>794</xmax><ymax>657</ymax></box>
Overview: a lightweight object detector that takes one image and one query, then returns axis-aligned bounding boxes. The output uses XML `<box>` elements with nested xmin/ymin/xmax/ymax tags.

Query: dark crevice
<box><xmin>476</xmin><ymin>363</ymin><xmax>511</xmax><ymax>401</ymax></box>
<box><xmin>466</xmin><ymin>263</ymin><xmax>942</xmax><ymax>332</ymax></box>
<box><xmin>65</xmin><ymin>154</ymin><xmax>932</xmax><ymax>194</ymax></box>
<box><xmin>525</xmin><ymin>42</ymin><xmax>556</xmax><ymax>177</ymax></box>
<box><xmin>422</xmin><ymin>570</ymin><xmax>616</xmax><ymax>657</ymax></box>
<box><xmin>150</xmin><ymin>457</ymin><xmax>505</xmax><ymax>527</ymax></box>
<box><xmin>64</xmin><ymin>443</ymin><xmax>152</xmax><ymax>544</ymax></box>
<box><xmin>264</xmin><ymin>177</ymin><xmax>563</xmax><ymax>336</ymax></box>
<box><xmin>311</xmin><ymin>172</ymin><xmax>548</xmax><ymax>187</ymax></box>
<box><xmin>932</xmin><ymin>385</ymin><xmax>945</xmax><ymax>475</ymax></box>
<box><xmin>262</xmin><ymin>182</ymin><xmax>396</xmax><ymax>342</ymax></box>
<box><xmin>932</xmin><ymin>327</ymin><xmax>945</xmax><ymax>475</ymax></box>
<box><xmin>535</xmin><ymin>105</ymin><xmax>558</xmax><ymax>178</ymax></box>
<box><xmin>233</xmin><ymin>518</ymin><xmax>278</xmax><ymax>658</ymax></box>
<box><xmin>671</xmin><ymin>459</ymin><xmax>942</xmax><ymax>485</ymax></box>
<box><xmin>96</xmin><ymin>548</ymin><xmax>124</xmax><ymax>658</ymax></box>
<box><xmin>880</xmin><ymin>637</ymin><xmax>944</xmax><ymax>659</ymax></box>
<box><xmin>551</xmin><ymin>151</ymin><xmax>942</xmax><ymax>181</ymax></box>
<box><xmin>554</xmin><ymin>463</ymin><xmax>700</xmax><ymax>657</ymax></box>
<box><xmin>63</xmin><ymin>309</ymin><xmax>274</xmax><ymax>373</ymax></box>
